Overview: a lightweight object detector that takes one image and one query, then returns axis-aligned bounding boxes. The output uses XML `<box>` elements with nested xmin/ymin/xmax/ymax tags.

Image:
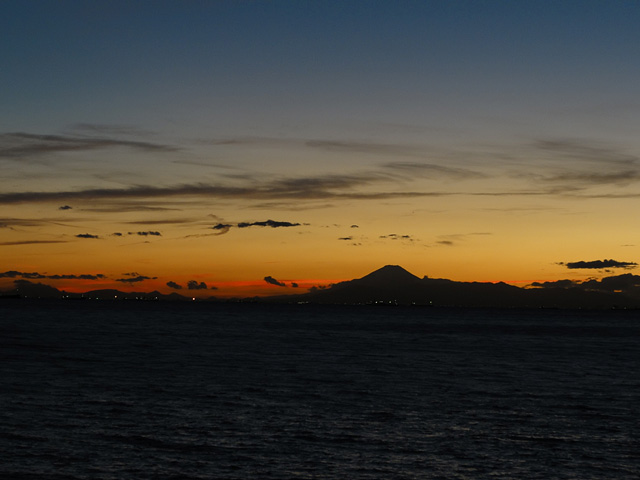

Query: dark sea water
<box><xmin>1</xmin><ymin>301</ymin><xmax>639</xmax><ymax>479</ymax></box>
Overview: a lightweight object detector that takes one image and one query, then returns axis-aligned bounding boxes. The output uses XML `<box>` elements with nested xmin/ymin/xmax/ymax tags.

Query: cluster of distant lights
<box><xmin>24</xmin><ymin>294</ymin><xmax>199</xmax><ymax>301</ymax></box>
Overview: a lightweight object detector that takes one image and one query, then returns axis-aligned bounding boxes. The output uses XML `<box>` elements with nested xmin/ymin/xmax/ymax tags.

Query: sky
<box><xmin>2</xmin><ymin>0</ymin><xmax>640</xmax><ymax>297</ymax></box>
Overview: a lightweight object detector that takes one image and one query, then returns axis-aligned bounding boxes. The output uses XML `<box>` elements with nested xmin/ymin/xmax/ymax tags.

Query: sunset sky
<box><xmin>2</xmin><ymin>1</ymin><xmax>640</xmax><ymax>297</ymax></box>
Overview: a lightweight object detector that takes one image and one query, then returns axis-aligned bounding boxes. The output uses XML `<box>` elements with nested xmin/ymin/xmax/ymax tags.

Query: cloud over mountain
<box><xmin>582</xmin><ymin>273</ymin><xmax>640</xmax><ymax>292</ymax></box>
<box><xmin>530</xmin><ymin>273</ymin><xmax>640</xmax><ymax>296</ymax></box>
<box><xmin>529</xmin><ymin>279</ymin><xmax>580</xmax><ymax>289</ymax></box>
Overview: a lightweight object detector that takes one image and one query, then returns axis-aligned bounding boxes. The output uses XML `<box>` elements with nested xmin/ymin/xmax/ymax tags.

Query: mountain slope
<box><xmin>357</xmin><ymin>265</ymin><xmax>421</xmax><ymax>285</ymax></box>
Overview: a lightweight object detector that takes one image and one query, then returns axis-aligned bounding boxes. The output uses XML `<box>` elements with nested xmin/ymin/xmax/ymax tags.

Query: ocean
<box><xmin>1</xmin><ymin>301</ymin><xmax>638</xmax><ymax>479</ymax></box>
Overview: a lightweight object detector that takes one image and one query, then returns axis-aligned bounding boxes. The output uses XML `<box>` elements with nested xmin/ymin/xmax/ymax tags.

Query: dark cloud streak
<box><xmin>0</xmin><ymin>240</ymin><xmax>68</xmax><ymax>246</ymax></box>
<box><xmin>115</xmin><ymin>275</ymin><xmax>156</xmax><ymax>283</ymax></box>
<box><xmin>237</xmin><ymin>220</ymin><xmax>301</xmax><ymax>228</ymax></box>
<box><xmin>382</xmin><ymin>161</ymin><xmax>484</xmax><ymax>179</ymax></box>
<box><xmin>187</xmin><ymin>280</ymin><xmax>208</xmax><ymax>290</ymax></box>
<box><xmin>0</xmin><ymin>177</ymin><xmax>450</xmax><ymax>206</ymax></box>
<box><xmin>211</xmin><ymin>220</ymin><xmax>301</xmax><ymax>235</ymax></box>
<box><xmin>0</xmin><ymin>270</ymin><xmax>106</xmax><ymax>280</ymax></box>
<box><xmin>70</xmin><ymin>123</ymin><xmax>153</xmax><ymax>137</ymax></box>
<box><xmin>7</xmin><ymin>136</ymin><xmax>638</xmax><ymax>207</ymax></box>
<box><xmin>0</xmin><ymin>132</ymin><xmax>177</xmax><ymax>159</ymax></box>
<box><xmin>264</xmin><ymin>276</ymin><xmax>286</xmax><ymax>287</ymax></box>
<box><xmin>559</xmin><ymin>259</ymin><xmax>638</xmax><ymax>270</ymax></box>
<box><xmin>211</xmin><ymin>223</ymin><xmax>232</xmax><ymax>235</ymax></box>
<box><xmin>128</xmin><ymin>231</ymin><xmax>161</xmax><ymax>236</ymax></box>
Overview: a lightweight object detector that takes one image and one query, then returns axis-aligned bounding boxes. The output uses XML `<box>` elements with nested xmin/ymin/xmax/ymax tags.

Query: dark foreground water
<box><xmin>1</xmin><ymin>301</ymin><xmax>639</xmax><ymax>479</ymax></box>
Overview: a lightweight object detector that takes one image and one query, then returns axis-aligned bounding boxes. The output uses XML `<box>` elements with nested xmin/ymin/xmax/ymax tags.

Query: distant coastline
<box><xmin>3</xmin><ymin>265</ymin><xmax>640</xmax><ymax>310</ymax></box>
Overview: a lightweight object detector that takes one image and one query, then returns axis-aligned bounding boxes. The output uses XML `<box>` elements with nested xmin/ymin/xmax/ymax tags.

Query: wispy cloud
<box><xmin>171</xmin><ymin>159</ymin><xmax>243</xmax><ymax>170</ymax></box>
<box><xmin>4</xmin><ymin>136</ymin><xmax>638</xmax><ymax>209</ymax></box>
<box><xmin>166</xmin><ymin>281</ymin><xmax>182</xmax><ymax>290</ymax></box>
<box><xmin>0</xmin><ymin>240</ymin><xmax>68</xmax><ymax>246</ymax></box>
<box><xmin>0</xmin><ymin>179</ymin><xmax>448</xmax><ymax>206</ymax></box>
<box><xmin>0</xmin><ymin>132</ymin><xmax>177</xmax><ymax>159</ymax></box>
<box><xmin>542</xmin><ymin>170</ymin><xmax>640</xmax><ymax>188</ymax></box>
<box><xmin>305</xmin><ymin>139</ymin><xmax>429</xmax><ymax>157</ymax></box>
<box><xmin>0</xmin><ymin>217</ymin><xmax>75</xmax><ymax>228</ymax></box>
<box><xmin>123</xmin><ymin>219</ymin><xmax>194</xmax><ymax>225</ymax></box>
<box><xmin>69</xmin><ymin>123</ymin><xmax>154</xmax><ymax>137</ymax></box>
<box><xmin>115</xmin><ymin>272</ymin><xmax>157</xmax><ymax>283</ymax></box>
<box><xmin>80</xmin><ymin>205</ymin><xmax>183</xmax><ymax>213</ymax></box>
<box><xmin>76</xmin><ymin>233</ymin><xmax>100</xmax><ymax>239</ymax></box>
<box><xmin>434</xmin><ymin>232</ymin><xmax>492</xmax><ymax>247</ymax></box>
<box><xmin>381</xmin><ymin>161</ymin><xmax>484</xmax><ymax>179</ymax></box>
<box><xmin>534</xmin><ymin>139</ymin><xmax>637</xmax><ymax>166</ymax></box>
<box><xmin>524</xmin><ymin>138</ymin><xmax>640</xmax><ymax>193</ymax></box>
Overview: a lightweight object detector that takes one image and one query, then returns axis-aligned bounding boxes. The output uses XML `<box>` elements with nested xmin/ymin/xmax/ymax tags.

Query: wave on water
<box><xmin>1</xmin><ymin>302</ymin><xmax>639</xmax><ymax>479</ymax></box>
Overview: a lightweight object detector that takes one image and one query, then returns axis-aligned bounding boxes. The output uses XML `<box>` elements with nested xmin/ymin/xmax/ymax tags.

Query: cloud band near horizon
<box><xmin>559</xmin><ymin>259</ymin><xmax>638</xmax><ymax>270</ymax></box>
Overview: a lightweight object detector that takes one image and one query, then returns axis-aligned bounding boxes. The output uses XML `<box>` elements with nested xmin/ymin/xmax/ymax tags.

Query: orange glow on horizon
<box><xmin>0</xmin><ymin>277</ymin><xmax>350</xmax><ymax>298</ymax></box>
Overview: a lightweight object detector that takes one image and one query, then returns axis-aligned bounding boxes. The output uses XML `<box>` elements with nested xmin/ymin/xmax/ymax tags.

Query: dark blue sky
<box><xmin>3</xmin><ymin>1</ymin><xmax>639</xmax><ymax>138</ymax></box>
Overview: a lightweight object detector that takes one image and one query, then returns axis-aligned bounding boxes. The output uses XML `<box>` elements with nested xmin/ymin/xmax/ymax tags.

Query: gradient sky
<box><xmin>2</xmin><ymin>1</ymin><xmax>640</xmax><ymax>297</ymax></box>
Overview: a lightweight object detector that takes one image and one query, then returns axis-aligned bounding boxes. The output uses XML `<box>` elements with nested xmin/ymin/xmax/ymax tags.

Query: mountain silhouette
<box><xmin>290</xmin><ymin>265</ymin><xmax>521</xmax><ymax>306</ymax></box>
<box><xmin>5</xmin><ymin>266</ymin><xmax>640</xmax><ymax>308</ymax></box>
<box><xmin>293</xmin><ymin>265</ymin><xmax>425</xmax><ymax>305</ymax></box>
<box><xmin>358</xmin><ymin>265</ymin><xmax>421</xmax><ymax>285</ymax></box>
<box><xmin>285</xmin><ymin>265</ymin><xmax>640</xmax><ymax>308</ymax></box>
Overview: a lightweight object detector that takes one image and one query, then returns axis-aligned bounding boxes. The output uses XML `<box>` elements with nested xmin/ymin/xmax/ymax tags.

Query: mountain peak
<box><xmin>358</xmin><ymin>265</ymin><xmax>420</xmax><ymax>285</ymax></box>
